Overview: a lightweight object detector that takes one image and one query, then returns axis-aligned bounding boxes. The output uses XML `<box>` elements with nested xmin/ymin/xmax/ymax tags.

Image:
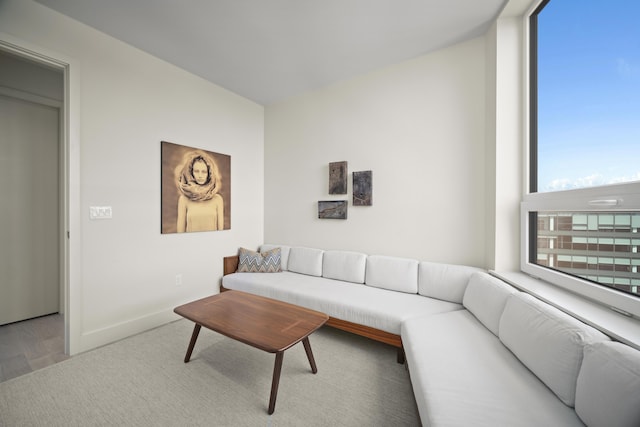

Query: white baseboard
<box><xmin>77</xmin><ymin>308</ymin><xmax>182</xmax><ymax>354</ymax></box>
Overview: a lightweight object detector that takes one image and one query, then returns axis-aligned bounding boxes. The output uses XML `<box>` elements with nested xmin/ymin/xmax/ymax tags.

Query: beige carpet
<box><xmin>0</xmin><ymin>319</ymin><xmax>420</xmax><ymax>426</ymax></box>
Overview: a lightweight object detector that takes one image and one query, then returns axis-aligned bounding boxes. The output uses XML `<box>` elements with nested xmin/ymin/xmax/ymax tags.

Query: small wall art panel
<box><xmin>329</xmin><ymin>161</ymin><xmax>348</xmax><ymax>194</ymax></box>
<box><xmin>353</xmin><ymin>170</ymin><xmax>373</xmax><ymax>206</ymax></box>
<box><xmin>318</xmin><ymin>200</ymin><xmax>348</xmax><ymax>219</ymax></box>
<box><xmin>161</xmin><ymin>141</ymin><xmax>231</xmax><ymax>233</ymax></box>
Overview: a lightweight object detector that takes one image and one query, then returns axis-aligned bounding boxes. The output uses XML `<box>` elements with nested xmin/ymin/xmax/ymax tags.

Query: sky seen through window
<box><xmin>537</xmin><ymin>0</ymin><xmax>640</xmax><ymax>192</ymax></box>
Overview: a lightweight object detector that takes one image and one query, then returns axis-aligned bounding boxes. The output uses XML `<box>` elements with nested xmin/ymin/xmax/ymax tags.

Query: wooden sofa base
<box><xmin>221</xmin><ymin>255</ymin><xmax>405</xmax><ymax>364</ymax></box>
<box><xmin>325</xmin><ymin>317</ymin><xmax>405</xmax><ymax>364</ymax></box>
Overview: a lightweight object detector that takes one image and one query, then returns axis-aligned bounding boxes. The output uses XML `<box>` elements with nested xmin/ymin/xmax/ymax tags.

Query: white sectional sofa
<box><xmin>222</xmin><ymin>244</ymin><xmax>482</xmax><ymax>362</ymax></box>
<box><xmin>221</xmin><ymin>244</ymin><xmax>640</xmax><ymax>427</ymax></box>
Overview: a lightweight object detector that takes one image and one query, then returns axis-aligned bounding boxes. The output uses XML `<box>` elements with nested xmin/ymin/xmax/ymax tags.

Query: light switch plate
<box><xmin>89</xmin><ymin>206</ymin><xmax>113</xmax><ymax>219</ymax></box>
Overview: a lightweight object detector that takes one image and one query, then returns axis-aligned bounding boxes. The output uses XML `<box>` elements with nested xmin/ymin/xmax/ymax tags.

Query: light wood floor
<box><xmin>0</xmin><ymin>313</ymin><xmax>70</xmax><ymax>383</ymax></box>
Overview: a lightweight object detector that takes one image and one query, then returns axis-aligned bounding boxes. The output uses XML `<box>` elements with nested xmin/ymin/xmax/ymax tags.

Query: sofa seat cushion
<box><xmin>401</xmin><ymin>310</ymin><xmax>585</xmax><ymax>427</ymax></box>
<box><xmin>222</xmin><ymin>271</ymin><xmax>461</xmax><ymax>335</ymax></box>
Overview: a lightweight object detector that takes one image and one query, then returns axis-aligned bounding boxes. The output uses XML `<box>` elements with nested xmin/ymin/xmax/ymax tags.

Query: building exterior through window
<box><xmin>536</xmin><ymin>212</ymin><xmax>640</xmax><ymax>297</ymax></box>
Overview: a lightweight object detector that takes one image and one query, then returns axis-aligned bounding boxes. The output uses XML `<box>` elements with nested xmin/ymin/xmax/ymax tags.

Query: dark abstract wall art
<box><xmin>318</xmin><ymin>200</ymin><xmax>348</xmax><ymax>219</ymax></box>
<box><xmin>329</xmin><ymin>161</ymin><xmax>348</xmax><ymax>194</ymax></box>
<box><xmin>353</xmin><ymin>170</ymin><xmax>372</xmax><ymax>206</ymax></box>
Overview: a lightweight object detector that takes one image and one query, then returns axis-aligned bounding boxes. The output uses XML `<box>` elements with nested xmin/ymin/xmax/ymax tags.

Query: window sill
<box><xmin>491</xmin><ymin>270</ymin><xmax>640</xmax><ymax>351</ymax></box>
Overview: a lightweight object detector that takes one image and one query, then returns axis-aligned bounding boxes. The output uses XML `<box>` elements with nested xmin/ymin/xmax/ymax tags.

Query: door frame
<box><xmin>0</xmin><ymin>33</ymin><xmax>81</xmax><ymax>355</ymax></box>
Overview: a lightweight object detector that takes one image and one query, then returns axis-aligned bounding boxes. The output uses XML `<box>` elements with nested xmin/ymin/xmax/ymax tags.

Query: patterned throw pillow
<box><xmin>237</xmin><ymin>247</ymin><xmax>282</xmax><ymax>273</ymax></box>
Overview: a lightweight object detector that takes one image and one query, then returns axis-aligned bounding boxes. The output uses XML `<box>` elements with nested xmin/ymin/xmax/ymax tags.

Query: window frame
<box><xmin>522</xmin><ymin>0</ymin><xmax>640</xmax><ymax>318</ymax></box>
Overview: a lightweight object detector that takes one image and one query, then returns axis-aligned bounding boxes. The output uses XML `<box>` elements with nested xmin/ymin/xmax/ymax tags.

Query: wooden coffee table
<box><xmin>174</xmin><ymin>290</ymin><xmax>329</xmax><ymax>414</ymax></box>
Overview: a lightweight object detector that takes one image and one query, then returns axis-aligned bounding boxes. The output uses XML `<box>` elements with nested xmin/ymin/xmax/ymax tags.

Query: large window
<box><xmin>525</xmin><ymin>0</ymin><xmax>640</xmax><ymax>316</ymax></box>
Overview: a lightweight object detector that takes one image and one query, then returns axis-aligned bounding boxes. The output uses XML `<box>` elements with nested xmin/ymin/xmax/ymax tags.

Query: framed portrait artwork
<box><xmin>161</xmin><ymin>141</ymin><xmax>231</xmax><ymax>233</ymax></box>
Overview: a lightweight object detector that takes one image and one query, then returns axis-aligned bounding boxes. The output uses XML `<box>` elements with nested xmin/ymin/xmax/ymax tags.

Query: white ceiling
<box><xmin>35</xmin><ymin>0</ymin><xmax>508</xmax><ymax>105</ymax></box>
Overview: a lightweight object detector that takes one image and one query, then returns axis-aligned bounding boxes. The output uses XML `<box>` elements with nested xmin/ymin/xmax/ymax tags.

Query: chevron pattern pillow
<box><xmin>237</xmin><ymin>247</ymin><xmax>282</xmax><ymax>273</ymax></box>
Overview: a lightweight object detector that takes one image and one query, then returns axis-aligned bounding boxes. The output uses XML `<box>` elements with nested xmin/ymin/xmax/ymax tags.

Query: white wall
<box><xmin>265</xmin><ymin>37</ymin><xmax>487</xmax><ymax>266</ymax></box>
<box><xmin>484</xmin><ymin>8</ymin><xmax>527</xmax><ymax>272</ymax></box>
<box><xmin>492</xmin><ymin>16</ymin><xmax>523</xmax><ymax>271</ymax></box>
<box><xmin>0</xmin><ymin>0</ymin><xmax>264</xmax><ymax>353</ymax></box>
<box><xmin>484</xmin><ymin>23</ymin><xmax>498</xmax><ymax>270</ymax></box>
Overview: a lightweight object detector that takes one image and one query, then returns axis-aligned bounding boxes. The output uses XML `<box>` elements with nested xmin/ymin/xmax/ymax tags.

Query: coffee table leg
<box><xmin>184</xmin><ymin>324</ymin><xmax>202</xmax><ymax>363</ymax></box>
<box><xmin>302</xmin><ymin>337</ymin><xmax>318</xmax><ymax>374</ymax></box>
<box><xmin>268</xmin><ymin>351</ymin><xmax>284</xmax><ymax>414</ymax></box>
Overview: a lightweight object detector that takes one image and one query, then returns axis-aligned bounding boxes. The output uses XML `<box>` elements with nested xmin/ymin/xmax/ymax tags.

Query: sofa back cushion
<box><xmin>260</xmin><ymin>244</ymin><xmax>290</xmax><ymax>271</ymax></box>
<box><xmin>419</xmin><ymin>261</ymin><xmax>484</xmax><ymax>303</ymax></box>
<box><xmin>287</xmin><ymin>247</ymin><xmax>324</xmax><ymax>277</ymax></box>
<box><xmin>365</xmin><ymin>255</ymin><xmax>418</xmax><ymax>294</ymax></box>
<box><xmin>499</xmin><ymin>293</ymin><xmax>609</xmax><ymax>407</ymax></box>
<box><xmin>575</xmin><ymin>341</ymin><xmax>640</xmax><ymax>427</ymax></box>
<box><xmin>462</xmin><ymin>272</ymin><xmax>517</xmax><ymax>336</ymax></box>
<box><xmin>322</xmin><ymin>250</ymin><xmax>367</xmax><ymax>284</ymax></box>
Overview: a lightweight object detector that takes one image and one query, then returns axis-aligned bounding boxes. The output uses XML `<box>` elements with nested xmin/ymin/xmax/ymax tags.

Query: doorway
<box><xmin>0</xmin><ymin>48</ymin><xmax>67</xmax><ymax>359</ymax></box>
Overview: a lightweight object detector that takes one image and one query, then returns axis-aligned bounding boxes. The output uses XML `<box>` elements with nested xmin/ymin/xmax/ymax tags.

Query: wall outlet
<box><xmin>175</xmin><ymin>274</ymin><xmax>182</xmax><ymax>287</ymax></box>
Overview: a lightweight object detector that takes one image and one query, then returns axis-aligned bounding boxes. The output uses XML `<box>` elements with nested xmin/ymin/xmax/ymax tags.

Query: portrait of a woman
<box><xmin>161</xmin><ymin>141</ymin><xmax>231</xmax><ymax>234</ymax></box>
<box><xmin>175</xmin><ymin>150</ymin><xmax>223</xmax><ymax>232</ymax></box>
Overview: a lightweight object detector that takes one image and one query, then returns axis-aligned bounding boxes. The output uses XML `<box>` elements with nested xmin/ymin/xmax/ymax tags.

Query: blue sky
<box><xmin>537</xmin><ymin>1</ymin><xmax>640</xmax><ymax>192</ymax></box>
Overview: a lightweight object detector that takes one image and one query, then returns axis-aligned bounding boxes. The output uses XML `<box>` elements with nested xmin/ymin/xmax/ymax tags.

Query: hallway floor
<box><xmin>0</xmin><ymin>314</ymin><xmax>69</xmax><ymax>383</ymax></box>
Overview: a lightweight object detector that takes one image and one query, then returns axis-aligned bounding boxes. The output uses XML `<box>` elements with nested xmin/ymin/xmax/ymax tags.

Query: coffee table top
<box><xmin>174</xmin><ymin>290</ymin><xmax>329</xmax><ymax>353</ymax></box>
